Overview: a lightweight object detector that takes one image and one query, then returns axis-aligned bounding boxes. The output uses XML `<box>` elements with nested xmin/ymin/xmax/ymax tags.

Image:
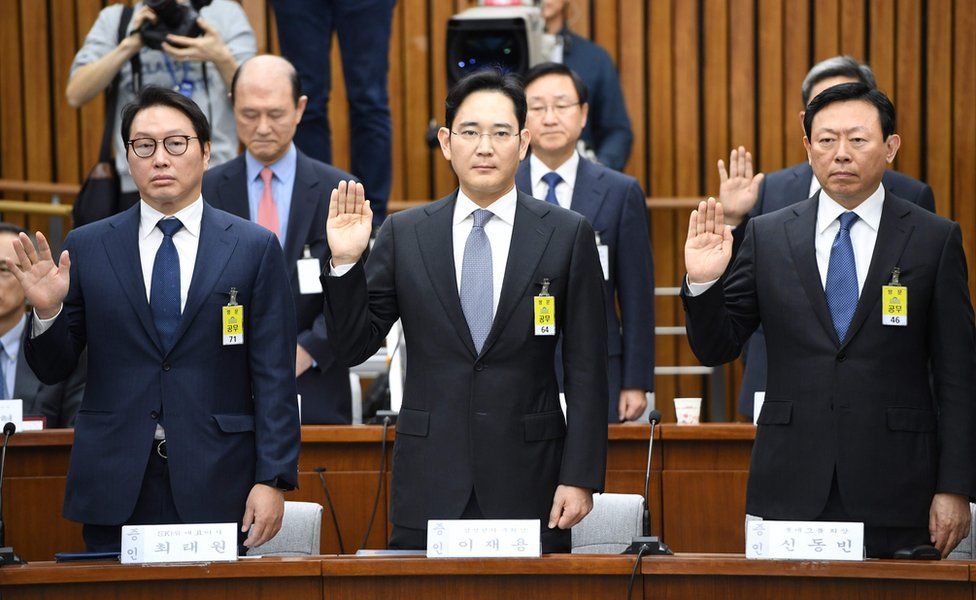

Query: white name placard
<box><xmin>121</xmin><ymin>523</ymin><xmax>238</xmax><ymax>564</ymax></box>
<box><xmin>427</xmin><ymin>519</ymin><xmax>541</xmax><ymax>558</ymax></box>
<box><xmin>0</xmin><ymin>399</ymin><xmax>23</xmax><ymax>431</ymax></box>
<box><xmin>746</xmin><ymin>520</ymin><xmax>864</xmax><ymax>561</ymax></box>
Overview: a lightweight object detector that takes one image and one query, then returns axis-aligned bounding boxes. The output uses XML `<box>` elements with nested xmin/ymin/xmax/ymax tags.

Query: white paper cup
<box><xmin>674</xmin><ymin>397</ymin><xmax>702</xmax><ymax>425</ymax></box>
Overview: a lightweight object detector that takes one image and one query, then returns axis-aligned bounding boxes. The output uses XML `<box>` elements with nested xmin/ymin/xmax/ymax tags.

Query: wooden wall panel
<box><xmin>5</xmin><ymin>0</ymin><xmax>976</xmax><ymax>421</ymax></box>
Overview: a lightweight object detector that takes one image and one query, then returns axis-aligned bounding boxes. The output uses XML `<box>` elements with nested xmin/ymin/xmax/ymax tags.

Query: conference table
<box><xmin>0</xmin><ymin>554</ymin><xmax>971</xmax><ymax>599</ymax></box>
<box><xmin>4</xmin><ymin>423</ymin><xmax>754</xmax><ymax>561</ymax></box>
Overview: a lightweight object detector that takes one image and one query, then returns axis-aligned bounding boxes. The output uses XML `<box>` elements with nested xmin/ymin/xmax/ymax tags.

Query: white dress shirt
<box><xmin>530</xmin><ymin>151</ymin><xmax>579</xmax><ymax>210</ymax></box>
<box><xmin>330</xmin><ymin>186</ymin><xmax>519</xmax><ymax>318</ymax></box>
<box><xmin>687</xmin><ymin>184</ymin><xmax>885</xmax><ymax>297</ymax></box>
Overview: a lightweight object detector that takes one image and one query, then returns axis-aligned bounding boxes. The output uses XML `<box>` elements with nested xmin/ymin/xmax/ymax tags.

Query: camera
<box><xmin>138</xmin><ymin>0</ymin><xmax>213</xmax><ymax>51</ymax></box>
<box><xmin>446</xmin><ymin>4</ymin><xmax>545</xmax><ymax>88</ymax></box>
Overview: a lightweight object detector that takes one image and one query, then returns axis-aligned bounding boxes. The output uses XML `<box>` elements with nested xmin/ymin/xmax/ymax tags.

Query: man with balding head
<box><xmin>203</xmin><ymin>55</ymin><xmax>355</xmax><ymax>423</ymax></box>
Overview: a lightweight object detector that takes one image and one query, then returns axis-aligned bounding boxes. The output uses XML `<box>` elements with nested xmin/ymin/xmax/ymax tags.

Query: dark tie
<box><xmin>460</xmin><ymin>209</ymin><xmax>494</xmax><ymax>353</ymax></box>
<box><xmin>151</xmin><ymin>218</ymin><xmax>184</xmax><ymax>350</ymax></box>
<box><xmin>0</xmin><ymin>341</ymin><xmax>7</xmax><ymax>399</ymax></box>
<box><xmin>824</xmin><ymin>212</ymin><xmax>860</xmax><ymax>342</ymax></box>
<box><xmin>542</xmin><ymin>171</ymin><xmax>562</xmax><ymax>205</ymax></box>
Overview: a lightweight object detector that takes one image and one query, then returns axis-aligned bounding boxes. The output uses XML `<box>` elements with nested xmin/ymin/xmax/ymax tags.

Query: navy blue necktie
<box><xmin>825</xmin><ymin>212</ymin><xmax>860</xmax><ymax>342</ymax></box>
<box><xmin>0</xmin><ymin>341</ymin><xmax>7</xmax><ymax>399</ymax></box>
<box><xmin>542</xmin><ymin>172</ymin><xmax>562</xmax><ymax>205</ymax></box>
<box><xmin>151</xmin><ymin>218</ymin><xmax>184</xmax><ymax>350</ymax></box>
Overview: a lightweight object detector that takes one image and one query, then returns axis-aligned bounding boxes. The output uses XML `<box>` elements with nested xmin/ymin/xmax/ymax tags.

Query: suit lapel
<box><xmin>283</xmin><ymin>153</ymin><xmax>319</xmax><ymax>265</ymax></box>
<box><xmin>515</xmin><ymin>159</ymin><xmax>532</xmax><ymax>195</ymax></box>
<box><xmin>784</xmin><ymin>195</ymin><xmax>840</xmax><ymax>345</ymax></box>
<box><xmin>416</xmin><ymin>194</ymin><xmax>478</xmax><ymax>358</ymax></box>
<box><xmin>570</xmin><ymin>158</ymin><xmax>608</xmax><ymax>225</ymax></box>
<box><xmin>480</xmin><ymin>193</ymin><xmax>554</xmax><ymax>356</ymax></box>
<box><xmin>214</xmin><ymin>155</ymin><xmax>250</xmax><ymax>218</ymax></box>
<box><xmin>168</xmin><ymin>204</ymin><xmax>238</xmax><ymax>353</ymax></box>
<box><xmin>102</xmin><ymin>205</ymin><xmax>164</xmax><ymax>354</ymax></box>
<box><xmin>840</xmin><ymin>195</ymin><xmax>913</xmax><ymax>349</ymax></box>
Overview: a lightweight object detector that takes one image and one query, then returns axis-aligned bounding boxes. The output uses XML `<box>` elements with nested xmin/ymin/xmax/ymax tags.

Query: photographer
<box><xmin>66</xmin><ymin>0</ymin><xmax>256</xmax><ymax>210</ymax></box>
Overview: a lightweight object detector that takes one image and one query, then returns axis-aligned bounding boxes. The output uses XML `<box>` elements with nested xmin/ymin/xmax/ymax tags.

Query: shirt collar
<box><xmin>817</xmin><ymin>183</ymin><xmax>885</xmax><ymax>234</ymax></box>
<box><xmin>0</xmin><ymin>313</ymin><xmax>26</xmax><ymax>361</ymax></box>
<box><xmin>245</xmin><ymin>143</ymin><xmax>298</xmax><ymax>187</ymax></box>
<box><xmin>140</xmin><ymin>195</ymin><xmax>204</xmax><ymax>240</ymax></box>
<box><xmin>452</xmin><ymin>185</ymin><xmax>519</xmax><ymax>226</ymax></box>
<box><xmin>530</xmin><ymin>151</ymin><xmax>579</xmax><ymax>192</ymax></box>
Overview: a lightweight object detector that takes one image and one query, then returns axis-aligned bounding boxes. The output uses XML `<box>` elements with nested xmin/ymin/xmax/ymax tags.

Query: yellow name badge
<box><xmin>534</xmin><ymin>278</ymin><xmax>555</xmax><ymax>336</ymax></box>
<box><xmin>222</xmin><ymin>287</ymin><xmax>244</xmax><ymax>345</ymax></box>
<box><xmin>882</xmin><ymin>285</ymin><xmax>907</xmax><ymax>326</ymax></box>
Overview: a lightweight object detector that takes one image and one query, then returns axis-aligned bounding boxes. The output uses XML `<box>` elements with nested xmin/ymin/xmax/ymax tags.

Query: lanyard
<box><xmin>162</xmin><ymin>55</ymin><xmax>193</xmax><ymax>97</ymax></box>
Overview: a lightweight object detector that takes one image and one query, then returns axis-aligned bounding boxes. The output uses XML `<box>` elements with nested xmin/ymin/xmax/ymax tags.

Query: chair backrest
<box><xmin>948</xmin><ymin>502</ymin><xmax>976</xmax><ymax>560</ymax></box>
<box><xmin>246</xmin><ymin>501</ymin><xmax>323</xmax><ymax>556</ymax></box>
<box><xmin>571</xmin><ymin>493</ymin><xmax>644</xmax><ymax>554</ymax></box>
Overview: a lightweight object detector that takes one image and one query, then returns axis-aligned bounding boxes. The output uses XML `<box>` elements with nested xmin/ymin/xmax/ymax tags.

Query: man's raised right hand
<box><xmin>327</xmin><ymin>180</ymin><xmax>373</xmax><ymax>267</ymax></box>
<box><xmin>8</xmin><ymin>232</ymin><xmax>69</xmax><ymax>319</ymax></box>
<box><xmin>685</xmin><ymin>198</ymin><xmax>733</xmax><ymax>285</ymax></box>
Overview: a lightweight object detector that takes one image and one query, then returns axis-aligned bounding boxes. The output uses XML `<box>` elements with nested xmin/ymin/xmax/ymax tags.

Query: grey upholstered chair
<box><xmin>246</xmin><ymin>501</ymin><xmax>323</xmax><ymax>556</ymax></box>
<box><xmin>571</xmin><ymin>493</ymin><xmax>644</xmax><ymax>554</ymax></box>
<box><xmin>948</xmin><ymin>503</ymin><xmax>976</xmax><ymax>560</ymax></box>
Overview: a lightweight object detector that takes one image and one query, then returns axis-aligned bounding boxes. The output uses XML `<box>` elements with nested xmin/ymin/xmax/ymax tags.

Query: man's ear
<box><xmin>884</xmin><ymin>133</ymin><xmax>901</xmax><ymax>164</ymax></box>
<box><xmin>802</xmin><ymin>136</ymin><xmax>812</xmax><ymax>165</ymax></box>
<box><xmin>437</xmin><ymin>127</ymin><xmax>452</xmax><ymax>161</ymax></box>
<box><xmin>518</xmin><ymin>128</ymin><xmax>531</xmax><ymax>161</ymax></box>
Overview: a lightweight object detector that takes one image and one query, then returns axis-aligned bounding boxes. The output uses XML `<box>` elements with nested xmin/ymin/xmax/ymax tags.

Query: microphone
<box><xmin>623</xmin><ymin>410</ymin><xmax>671</xmax><ymax>555</ymax></box>
<box><xmin>0</xmin><ymin>422</ymin><xmax>24</xmax><ymax>565</ymax></box>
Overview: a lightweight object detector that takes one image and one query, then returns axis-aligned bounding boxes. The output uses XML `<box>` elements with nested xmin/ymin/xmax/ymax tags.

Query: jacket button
<box><xmin>150</xmin><ymin>411</ymin><xmax>159</xmax><ymax>420</ymax></box>
<box><xmin>836</xmin><ymin>352</ymin><xmax>846</xmax><ymax>362</ymax></box>
<box><xmin>474</xmin><ymin>362</ymin><xmax>485</xmax><ymax>371</ymax></box>
<box><xmin>162</xmin><ymin>362</ymin><xmax>171</xmax><ymax>371</ymax></box>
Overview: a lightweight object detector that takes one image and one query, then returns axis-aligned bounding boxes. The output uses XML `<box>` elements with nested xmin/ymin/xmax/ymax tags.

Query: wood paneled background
<box><xmin>1</xmin><ymin>0</ymin><xmax>973</xmax><ymax>419</ymax></box>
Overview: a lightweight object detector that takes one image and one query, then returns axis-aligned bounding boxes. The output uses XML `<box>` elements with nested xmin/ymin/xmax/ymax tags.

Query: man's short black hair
<box><xmin>521</xmin><ymin>62</ymin><xmax>589</xmax><ymax>105</ymax></box>
<box><xmin>120</xmin><ymin>85</ymin><xmax>211</xmax><ymax>151</ymax></box>
<box><xmin>230</xmin><ymin>57</ymin><xmax>302</xmax><ymax>106</ymax></box>
<box><xmin>0</xmin><ymin>223</ymin><xmax>27</xmax><ymax>237</ymax></box>
<box><xmin>803</xmin><ymin>82</ymin><xmax>895</xmax><ymax>140</ymax></box>
<box><xmin>801</xmin><ymin>55</ymin><xmax>877</xmax><ymax>106</ymax></box>
<box><xmin>445</xmin><ymin>70</ymin><xmax>527</xmax><ymax>131</ymax></box>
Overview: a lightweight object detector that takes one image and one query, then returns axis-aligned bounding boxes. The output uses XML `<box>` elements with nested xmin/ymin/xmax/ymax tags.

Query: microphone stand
<box><xmin>623</xmin><ymin>410</ymin><xmax>672</xmax><ymax>555</ymax></box>
<box><xmin>0</xmin><ymin>422</ymin><xmax>24</xmax><ymax>565</ymax></box>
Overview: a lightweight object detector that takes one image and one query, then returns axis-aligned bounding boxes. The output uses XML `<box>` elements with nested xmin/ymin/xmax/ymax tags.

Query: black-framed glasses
<box><xmin>127</xmin><ymin>135</ymin><xmax>198</xmax><ymax>158</ymax></box>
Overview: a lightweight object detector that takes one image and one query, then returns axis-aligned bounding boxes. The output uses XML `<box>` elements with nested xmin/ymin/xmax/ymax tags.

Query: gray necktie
<box><xmin>460</xmin><ymin>209</ymin><xmax>494</xmax><ymax>353</ymax></box>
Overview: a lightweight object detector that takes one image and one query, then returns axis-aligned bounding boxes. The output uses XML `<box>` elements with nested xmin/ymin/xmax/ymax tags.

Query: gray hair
<box><xmin>801</xmin><ymin>55</ymin><xmax>877</xmax><ymax>106</ymax></box>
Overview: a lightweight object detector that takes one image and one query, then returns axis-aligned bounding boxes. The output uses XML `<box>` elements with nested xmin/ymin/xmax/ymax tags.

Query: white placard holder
<box><xmin>753</xmin><ymin>392</ymin><xmax>765</xmax><ymax>425</ymax></box>
<box><xmin>427</xmin><ymin>519</ymin><xmax>541</xmax><ymax>558</ymax></box>
<box><xmin>746</xmin><ymin>519</ymin><xmax>864</xmax><ymax>561</ymax></box>
<box><xmin>0</xmin><ymin>400</ymin><xmax>23</xmax><ymax>430</ymax></box>
<box><xmin>121</xmin><ymin>523</ymin><xmax>239</xmax><ymax>564</ymax></box>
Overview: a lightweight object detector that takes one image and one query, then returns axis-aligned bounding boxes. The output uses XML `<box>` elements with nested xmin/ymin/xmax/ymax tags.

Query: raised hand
<box><xmin>8</xmin><ymin>232</ymin><xmax>70</xmax><ymax>319</ymax></box>
<box><xmin>327</xmin><ymin>180</ymin><xmax>373</xmax><ymax>267</ymax></box>
<box><xmin>717</xmin><ymin>146</ymin><xmax>764</xmax><ymax>226</ymax></box>
<box><xmin>685</xmin><ymin>198</ymin><xmax>733</xmax><ymax>284</ymax></box>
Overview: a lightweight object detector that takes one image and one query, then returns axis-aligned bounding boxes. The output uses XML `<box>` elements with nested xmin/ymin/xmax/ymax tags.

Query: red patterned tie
<box><xmin>258</xmin><ymin>167</ymin><xmax>280</xmax><ymax>238</ymax></box>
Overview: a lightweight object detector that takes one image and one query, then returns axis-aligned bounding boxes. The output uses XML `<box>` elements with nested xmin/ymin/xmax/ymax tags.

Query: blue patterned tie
<box><xmin>460</xmin><ymin>209</ymin><xmax>494</xmax><ymax>353</ymax></box>
<box><xmin>542</xmin><ymin>172</ymin><xmax>562</xmax><ymax>205</ymax></box>
<box><xmin>151</xmin><ymin>218</ymin><xmax>184</xmax><ymax>350</ymax></box>
<box><xmin>825</xmin><ymin>212</ymin><xmax>860</xmax><ymax>342</ymax></box>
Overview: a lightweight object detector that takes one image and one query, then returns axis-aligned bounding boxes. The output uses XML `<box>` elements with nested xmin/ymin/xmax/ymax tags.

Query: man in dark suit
<box><xmin>322</xmin><ymin>70</ymin><xmax>609</xmax><ymax>553</ymax></box>
<box><xmin>13</xmin><ymin>87</ymin><xmax>300</xmax><ymax>552</ymax></box>
<box><xmin>0</xmin><ymin>224</ymin><xmax>84</xmax><ymax>428</ymax></box>
<box><xmin>682</xmin><ymin>83</ymin><xmax>975</xmax><ymax>558</ymax></box>
<box><xmin>716</xmin><ymin>56</ymin><xmax>936</xmax><ymax>418</ymax></box>
<box><xmin>541</xmin><ymin>0</ymin><xmax>632</xmax><ymax>170</ymax></box>
<box><xmin>516</xmin><ymin>62</ymin><xmax>654</xmax><ymax>423</ymax></box>
<box><xmin>203</xmin><ymin>55</ymin><xmax>354</xmax><ymax>424</ymax></box>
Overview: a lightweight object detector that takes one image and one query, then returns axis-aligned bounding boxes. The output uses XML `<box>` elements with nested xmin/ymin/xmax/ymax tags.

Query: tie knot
<box><xmin>542</xmin><ymin>171</ymin><xmax>563</xmax><ymax>189</ymax></box>
<box><xmin>471</xmin><ymin>209</ymin><xmax>494</xmax><ymax>228</ymax></box>
<box><xmin>260</xmin><ymin>167</ymin><xmax>274</xmax><ymax>186</ymax></box>
<box><xmin>838</xmin><ymin>212</ymin><xmax>859</xmax><ymax>231</ymax></box>
<box><xmin>157</xmin><ymin>218</ymin><xmax>184</xmax><ymax>237</ymax></box>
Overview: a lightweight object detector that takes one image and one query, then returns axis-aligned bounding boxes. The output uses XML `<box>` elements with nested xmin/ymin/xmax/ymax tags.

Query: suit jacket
<box><xmin>202</xmin><ymin>151</ymin><xmax>354</xmax><ymax>423</ymax></box>
<box><xmin>26</xmin><ymin>203</ymin><xmax>300</xmax><ymax>526</ymax></box>
<box><xmin>736</xmin><ymin>164</ymin><xmax>937</xmax><ymax>417</ymax></box>
<box><xmin>17</xmin><ymin>339</ymin><xmax>86</xmax><ymax>428</ymax></box>
<box><xmin>516</xmin><ymin>157</ymin><xmax>655</xmax><ymax>415</ymax></box>
<box><xmin>682</xmin><ymin>192</ymin><xmax>976</xmax><ymax>527</ymax></box>
<box><xmin>322</xmin><ymin>190</ymin><xmax>609</xmax><ymax>533</ymax></box>
<box><xmin>561</xmin><ymin>30</ymin><xmax>633</xmax><ymax>171</ymax></box>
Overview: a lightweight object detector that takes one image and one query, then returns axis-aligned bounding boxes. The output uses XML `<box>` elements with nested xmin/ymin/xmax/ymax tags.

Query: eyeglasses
<box><xmin>526</xmin><ymin>102</ymin><xmax>580</xmax><ymax>117</ymax></box>
<box><xmin>127</xmin><ymin>135</ymin><xmax>199</xmax><ymax>158</ymax></box>
<box><xmin>450</xmin><ymin>130</ymin><xmax>521</xmax><ymax>145</ymax></box>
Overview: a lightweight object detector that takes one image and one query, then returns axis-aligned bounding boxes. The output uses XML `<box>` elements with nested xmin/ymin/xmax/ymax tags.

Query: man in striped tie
<box><xmin>322</xmin><ymin>70</ymin><xmax>609</xmax><ymax>553</ymax></box>
<box><xmin>680</xmin><ymin>83</ymin><xmax>975</xmax><ymax>558</ymax></box>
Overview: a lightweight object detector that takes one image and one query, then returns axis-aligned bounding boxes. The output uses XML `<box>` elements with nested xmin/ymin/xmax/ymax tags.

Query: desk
<box><xmin>4</xmin><ymin>424</ymin><xmax>751</xmax><ymax>560</ymax></box>
<box><xmin>0</xmin><ymin>554</ymin><xmax>969</xmax><ymax>600</ymax></box>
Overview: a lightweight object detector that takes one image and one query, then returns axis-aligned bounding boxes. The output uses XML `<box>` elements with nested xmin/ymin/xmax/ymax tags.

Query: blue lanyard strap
<box><xmin>162</xmin><ymin>54</ymin><xmax>191</xmax><ymax>88</ymax></box>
